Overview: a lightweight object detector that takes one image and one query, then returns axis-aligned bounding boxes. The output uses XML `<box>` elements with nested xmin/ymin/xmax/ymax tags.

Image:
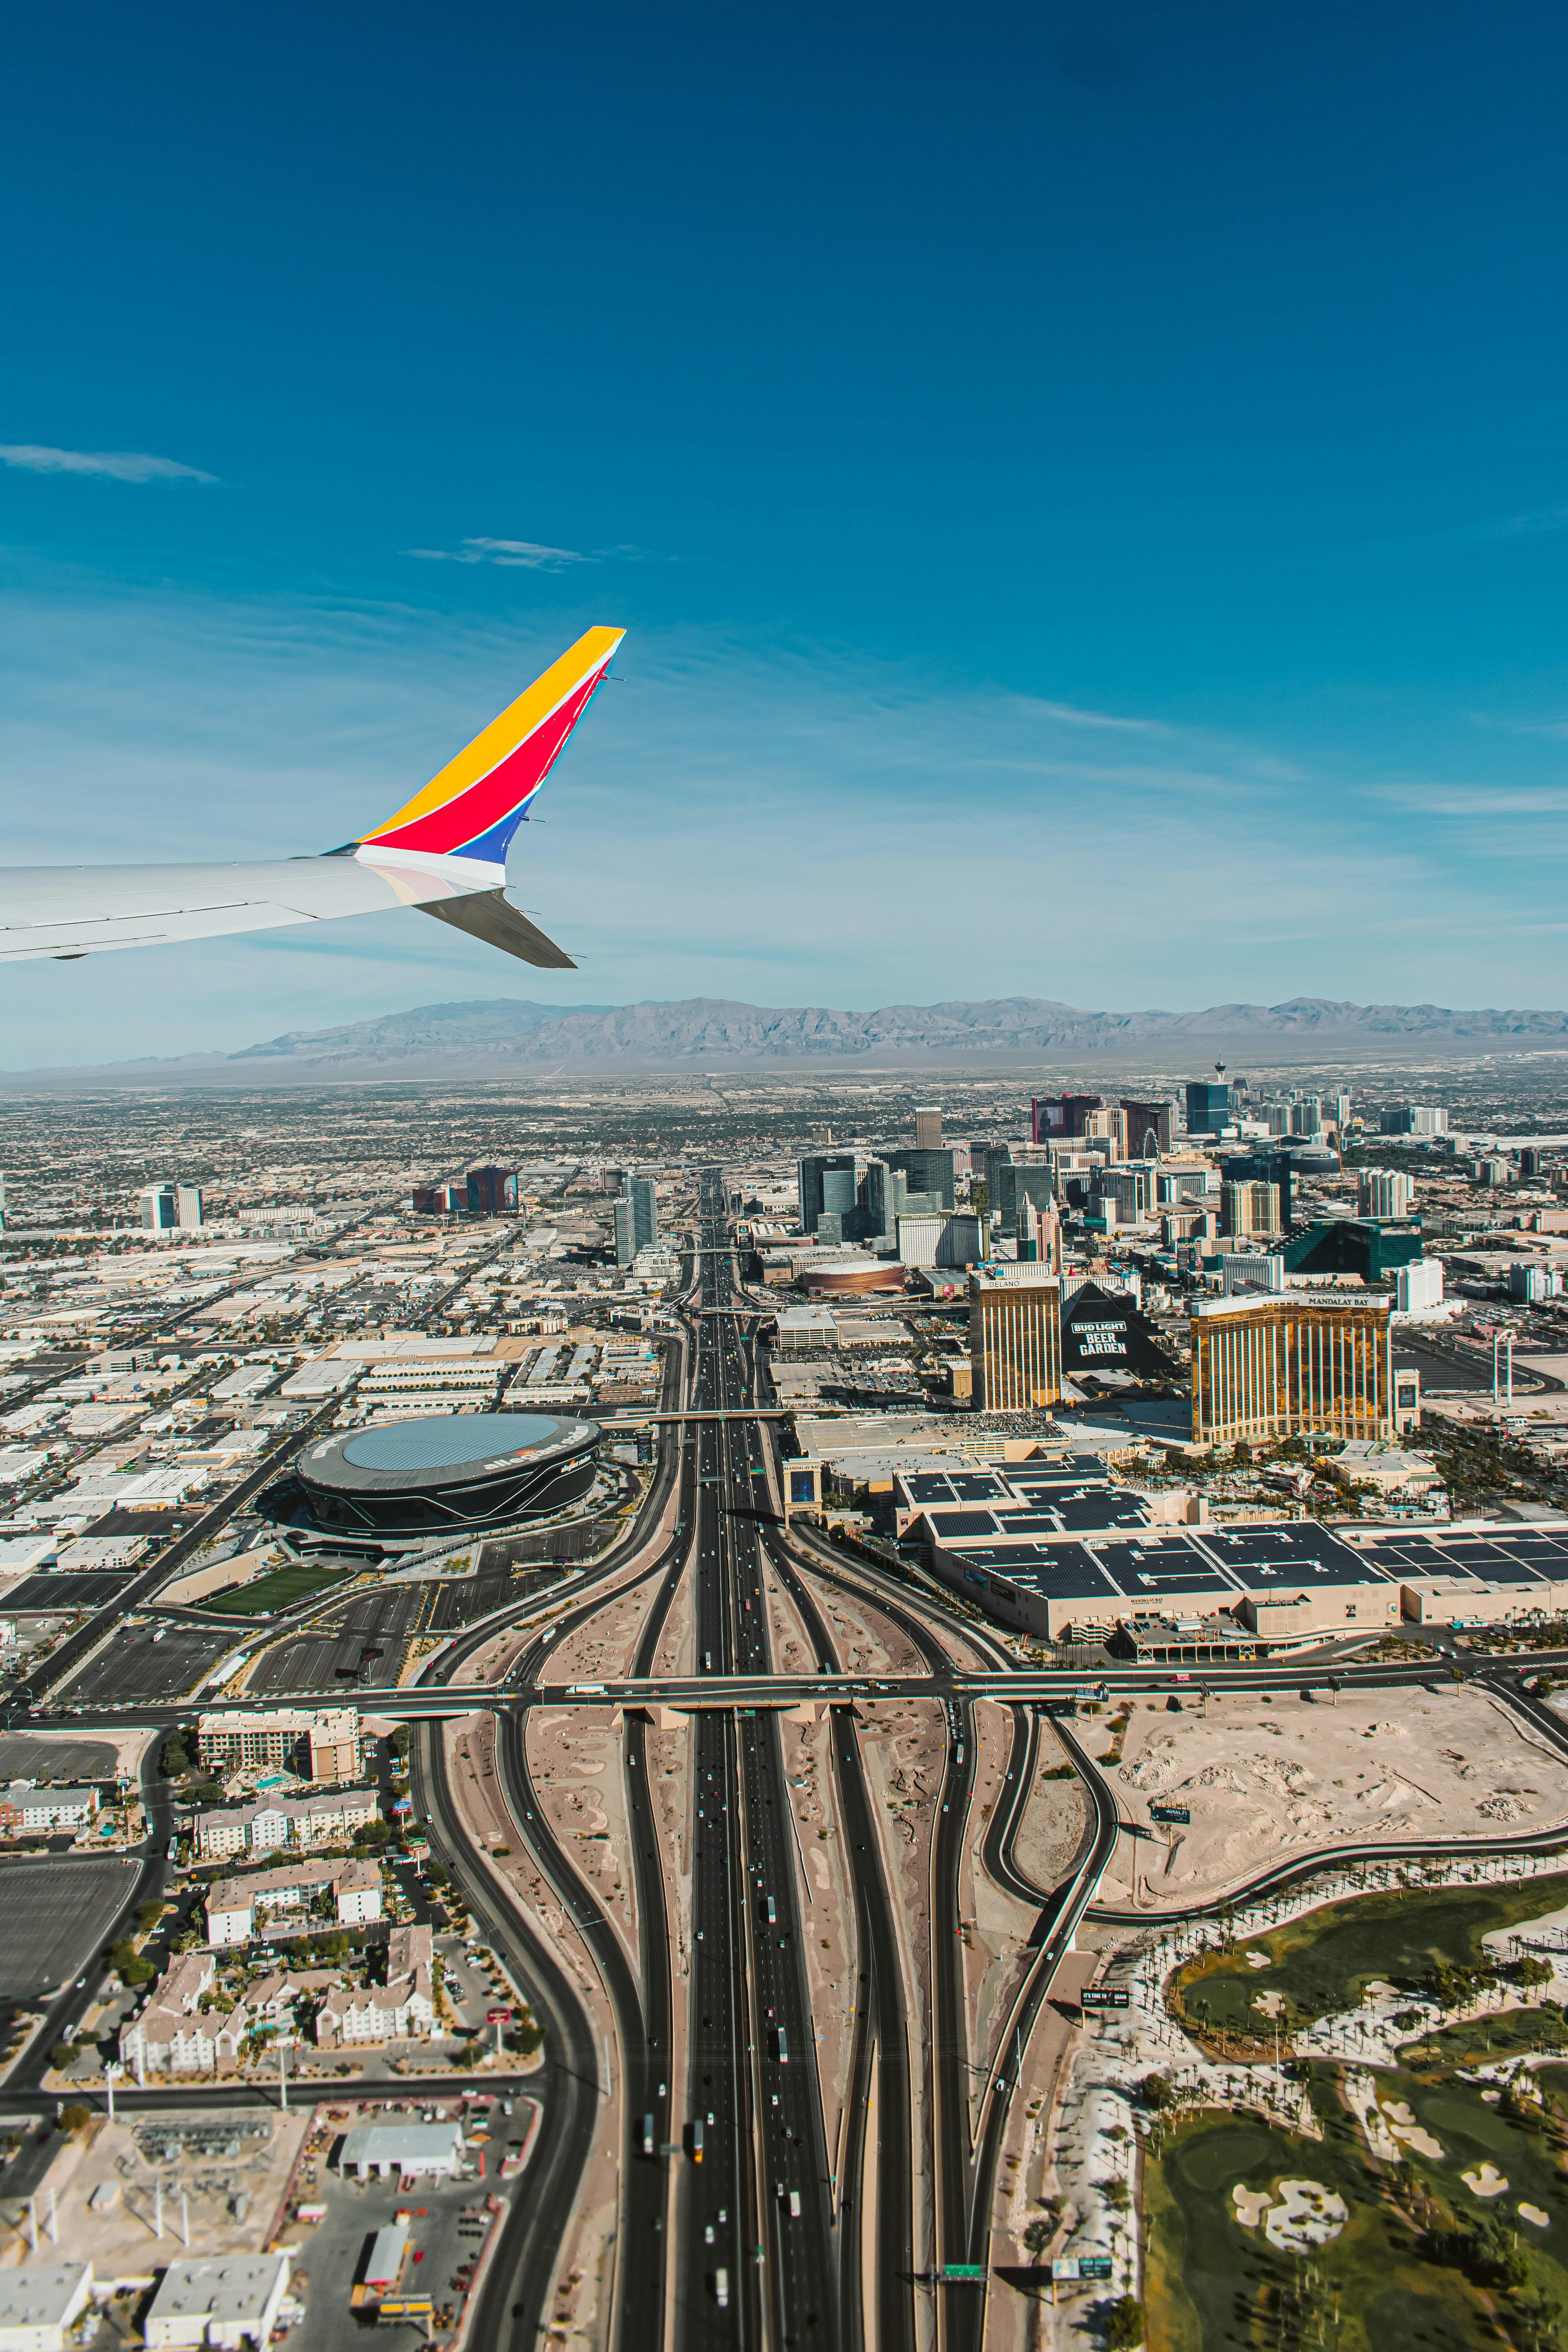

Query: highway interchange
<box><xmin>10</xmin><ymin>1173</ymin><xmax>1568</xmax><ymax>2349</ymax></box>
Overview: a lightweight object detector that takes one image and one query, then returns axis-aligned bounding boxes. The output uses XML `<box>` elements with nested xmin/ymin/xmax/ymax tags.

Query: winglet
<box><xmin>356</xmin><ymin>626</ymin><xmax>623</xmax><ymax>864</ymax></box>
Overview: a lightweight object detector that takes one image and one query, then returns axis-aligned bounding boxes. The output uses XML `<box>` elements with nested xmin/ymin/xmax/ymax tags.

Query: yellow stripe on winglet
<box><xmin>359</xmin><ymin>625</ymin><xmax>624</xmax><ymax>842</ymax></box>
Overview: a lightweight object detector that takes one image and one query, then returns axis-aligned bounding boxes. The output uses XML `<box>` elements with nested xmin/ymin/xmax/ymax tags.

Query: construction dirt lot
<box><xmin>1099</xmin><ymin>1684</ymin><xmax>1568</xmax><ymax>1907</ymax></box>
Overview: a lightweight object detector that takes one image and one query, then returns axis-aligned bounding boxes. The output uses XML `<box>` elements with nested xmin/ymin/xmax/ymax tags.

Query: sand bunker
<box><xmin>1232</xmin><ymin>2186</ymin><xmax>1272</xmax><ymax>2226</ymax></box>
<box><xmin>1105</xmin><ymin>1688</ymin><xmax>1568</xmax><ymax>1906</ymax></box>
<box><xmin>1382</xmin><ymin>2100</ymin><xmax>1444</xmax><ymax>2160</ymax></box>
<box><xmin>1264</xmin><ymin>2181</ymin><xmax>1348</xmax><ymax>2252</ymax></box>
<box><xmin>1463</xmin><ymin>2165</ymin><xmax>1509</xmax><ymax>2197</ymax></box>
<box><xmin>1521</xmin><ymin>2203</ymin><xmax>1550</xmax><ymax>2227</ymax></box>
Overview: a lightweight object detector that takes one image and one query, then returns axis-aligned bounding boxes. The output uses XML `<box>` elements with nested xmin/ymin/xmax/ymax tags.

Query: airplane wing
<box><xmin>0</xmin><ymin>626</ymin><xmax>623</xmax><ymax>968</ymax></box>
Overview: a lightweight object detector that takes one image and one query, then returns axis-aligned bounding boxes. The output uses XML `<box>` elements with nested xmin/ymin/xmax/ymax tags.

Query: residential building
<box><xmin>196</xmin><ymin>1708</ymin><xmax>360</xmax><ymax>1785</ymax></box>
<box><xmin>1221</xmin><ymin>1148</ymin><xmax>1296</xmax><ymax>1230</ymax></box>
<box><xmin>205</xmin><ymin>1857</ymin><xmax>381</xmax><ymax>1947</ymax></box>
<box><xmin>1476</xmin><ymin>1156</ymin><xmax>1510</xmax><ymax>1187</ymax></box>
<box><xmin>968</xmin><ymin>1272</ymin><xmax>1061</xmax><ymax>1412</ymax></box>
<box><xmin>139</xmin><ymin>1183</ymin><xmax>178</xmax><ymax>1231</ymax></box>
<box><xmin>144</xmin><ymin>2255</ymin><xmax>292</xmax><ymax>2352</ymax></box>
<box><xmin>0</xmin><ymin>1782</ymin><xmax>98</xmax><ymax>1836</ymax></box>
<box><xmin>1220</xmin><ymin>1180</ymin><xmax>1281</xmax><ymax>1239</ymax></box>
<box><xmin>1184</xmin><ymin>1080</ymin><xmax>1231</xmax><ymax>1136</ymax></box>
<box><xmin>1190</xmin><ymin>1292</ymin><xmax>1394</xmax><ymax>1448</ymax></box>
<box><xmin>913</xmin><ymin>1105</ymin><xmax>943</xmax><ymax>1150</ymax></box>
<box><xmin>194</xmin><ymin>1788</ymin><xmax>380</xmax><ymax>1860</ymax></box>
<box><xmin>119</xmin><ymin>1952</ymin><xmax>252</xmax><ymax>2075</ymax></box>
<box><xmin>1358</xmin><ymin>1168</ymin><xmax>1416</xmax><ymax>1220</ymax></box>
<box><xmin>316</xmin><ymin>1924</ymin><xmax>436</xmax><ymax>2046</ymax></box>
<box><xmin>1120</xmin><ymin>1098</ymin><xmax>1174</xmax><ymax>1157</ymax></box>
<box><xmin>1381</xmin><ymin>1103</ymin><xmax>1449</xmax><ymax>1137</ymax></box>
<box><xmin>176</xmin><ymin>1185</ymin><xmax>203</xmax><ymax>1231</ymax></box>
<box><xmin>1290</xmin><ymin>1099</ymin><xmax>1323</xmax><ymax>1137</ymax></box>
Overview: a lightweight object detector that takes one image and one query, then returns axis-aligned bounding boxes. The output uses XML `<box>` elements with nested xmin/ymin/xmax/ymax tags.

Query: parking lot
<box><xmin>61</xmin><ymin>1622</ymin><xmax>235</xmax><ymax>1705</ymax></box>
<box><xmin>0</xmin><ymin>1857</ymin><xmax>137</xmax><ymax>1998</ymax></box>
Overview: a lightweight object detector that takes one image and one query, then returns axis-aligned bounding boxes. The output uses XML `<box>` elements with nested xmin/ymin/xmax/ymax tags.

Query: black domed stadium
<box><xmin>297</xmin><ymin>1413</ymin><xmax>601</xmax><ymax>1537</ymax></box>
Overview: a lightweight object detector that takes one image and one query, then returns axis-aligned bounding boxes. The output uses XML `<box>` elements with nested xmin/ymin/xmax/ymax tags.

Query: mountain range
<box><xmin>9</xmin><ymin>993</ymin><xmax>1568</xmax><ymax>1086</ymax></box>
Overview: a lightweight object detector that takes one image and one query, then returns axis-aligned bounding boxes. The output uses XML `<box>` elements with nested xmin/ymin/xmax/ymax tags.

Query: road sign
<box><xmin>1080</xmin><ymin>2256</ymin><xmax>1114</xmax><ymax>2279</ymax></box>
<box><xmin>485</xmin><ymin>2007</ymin><xmax>512</xmax><ymax>2024</ymax></box>
<box><xmin>940</xmin><ymin>2265</ymin><xmax>988</xmax><ymax>2281</ymax></box>
<box><xmin>1149</xmin><ymin>1803</ymin><xmax>1190</xmax><ymax>1826</ymax></box>
<box><xmin>1080</xmin><ymin>1986</ymin><xmax>1130</xmax><ymax>2011</ymax></box>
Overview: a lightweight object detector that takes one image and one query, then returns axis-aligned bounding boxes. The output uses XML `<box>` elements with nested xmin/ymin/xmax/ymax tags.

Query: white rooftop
<box><xmin>339</xmin><ymin>2120</ymin><xmax>461</xmax><ymax>2167</ymax></box>
<box><xmin>0</xmin><ymin>2263</ymin><xmax>91</xmax><ymax>2328</ymax></box>
<box><xmin>145</xmin><ymin>2252</ymin><xmax>289</xmax><ymax>2326</ymax></box>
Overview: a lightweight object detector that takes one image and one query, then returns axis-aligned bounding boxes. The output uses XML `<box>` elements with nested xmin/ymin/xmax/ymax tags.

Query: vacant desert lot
<box><xmin>1107</xmin><ymin>1686</ymin><xmax>1568</xmax><ymax>1905</ymax></box>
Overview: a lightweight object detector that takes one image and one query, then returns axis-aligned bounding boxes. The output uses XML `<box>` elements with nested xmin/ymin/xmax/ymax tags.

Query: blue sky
<box><xmin>6</xmin><ymin>0</ymin><xmax>1568</xmax><ymax>1063</ymax></box>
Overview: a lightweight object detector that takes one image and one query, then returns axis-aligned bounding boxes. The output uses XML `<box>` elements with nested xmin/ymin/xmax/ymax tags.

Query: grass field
<box><xmin>1172</xmin><ymin>1873</ymin><xmax>1568</xmax><ymax>2040</ymax></box>
<box><xmin>1142</xmin><ymin>2073</ymin><xmax>1559</xmax><ymax>2352</ymax></box>
<box><xmin>198</xmin><ymin>1560</ymin><xmax>358</xmax><ymax>1616</ymax></box>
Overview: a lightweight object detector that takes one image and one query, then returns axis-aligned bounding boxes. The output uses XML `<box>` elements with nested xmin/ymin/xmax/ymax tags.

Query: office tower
<box><xmin>985</xmin><ymin>1154</ymin><xmax>1055</xmax><ymax>1238</ymax></box>
<box><xmin>1357</xmin><ymin>1169</ymin><xmax>1415</xmax><ymax>1220</ymax></box>
<box><xmin>613</xmin><ymin>1196</ymin><xmax>637</xmax><ymax>1265</ymax></box>
<box><xmin>1329</xmin><ymin>1094</ymin><xmax>1352</xmax><ymax>1132</ymax></box>
<box><xmin>1220</xmin><ymin>1180</ymin><xmax>1282</xmax><ymax>1239</ymax></box>
<box><xmin>914</xmin><ymin>1105</ymin><xmax>943</xmax><ymax>1150</ymax></box>
<box><xmin>466</xmin><ymin>1165</ymin><xmax>517</xmax><ymax>1215</ymax></box>
<box><xmin>1032</xmin><ymin>1095</ymin><xmax>1103</xmax><ymax>1143</ymax></box>
<box><xmin>1520</xmin><ymin>1148</ymin><xmax>1543</xmax><ymax>1181</ymax></box>
<box><xmin>1189</xmin><ymin>1293</ymin><xmax>1393</xmax><ymax>1446</ymax></box>
<box><xmin>176</xmin><ymin>1185</ymin><xmax>203</xmax><ymax>1232</ymax></box>
<box><xmin>627</xmin><ymin>1174</ymin><xmax>659</xmax><ymax>1252</ymax></box>
<box><xmin>797</xmin><ymin>1154</ymin><xmax>859</xmax><ymax>1235</ymax></box>
<box><xmin>139</xmin><ymin>1183</ymin><xmax>178</xmax><ymax>1231</ymax></box>
<box><xmin>883</xmin><ymin>1147</ymin><xmax>955</xmax><ymax>1210</ymax></box>
<box><xmin>1184</xmin><ymin>1080</ymin><xmax>1231</xmax><ymax>1136</ymax></box>
<box><xmin>968</xmin><ymin>1272</ymin><xmax>1061</xmax><ymax>1412</ymax></box>
<box><xmin>1120</xmin><ymin>1099</ymin><xmax>1173</xmax><ymax>1158</ymax></box>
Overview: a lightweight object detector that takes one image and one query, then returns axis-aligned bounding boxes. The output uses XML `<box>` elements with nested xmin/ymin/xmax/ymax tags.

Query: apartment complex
<box><xmin>1190</xmin><ymin>1292</ymin><xmax>1394</xmax><ymax>1448</ymax></box>
<box><xmin>196</xmin><ymin>1708</ymin><xmax>361</xmax><ymax>1785</ymax></box>
<box><xmin>205</xmin><ymin>1857</ymin><xmax>382</xmax><ymax>1946</ymax></box>
<box><xmin>968</xmin><ymin>1272</ymin><xmax>1061</xmax><ymax>1412</ymax></box>
<box><xmin>194</xmin><ymin>1788</ymin><xmax>380</xmax><ymax>1860</ymax></box>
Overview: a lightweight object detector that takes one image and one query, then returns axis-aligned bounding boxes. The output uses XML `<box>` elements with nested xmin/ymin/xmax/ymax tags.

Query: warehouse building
<box><xmin>337</xmin><ymin>2120</ymin><xmax>464</xmax><ymax>2181</ymax></box>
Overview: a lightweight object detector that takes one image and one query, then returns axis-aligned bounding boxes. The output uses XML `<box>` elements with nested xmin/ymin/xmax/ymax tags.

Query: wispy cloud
<box><xmin>0</xmin><ymin>443</ymin><xmax>218</xmax><ymax>484</ymax></box>
<box><xmin>1030</xmin><ymin>698</ymin><xmax>1161</xmax><ymax>733</ymax></box>
<box><xmin>405</xmin><ymin>536</ymin><xmax>595</xmax><ymax>572</ymax></box>
<box><xmin>1480</xmin><ymin>503</ymin><xmax>1568</xmax><ymax>541</ymax></box>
